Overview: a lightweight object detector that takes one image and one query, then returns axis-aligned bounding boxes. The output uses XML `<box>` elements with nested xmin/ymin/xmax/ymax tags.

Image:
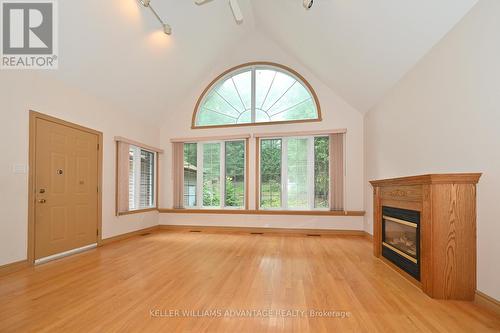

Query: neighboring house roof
<box><xmin>184</xmin><ymin>161</ymin><xmax>197</xmax><ymax>172</ymax></box>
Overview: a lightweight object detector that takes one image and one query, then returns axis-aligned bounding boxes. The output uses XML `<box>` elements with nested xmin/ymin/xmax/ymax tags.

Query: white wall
<box><xmin>159</xmin><ymin>33</ymin><xmax>365</xmax><ymax>230</ymax></box>
<box><xmin>364</xmin><ymin>0</ymin><xmax>500</xmax><ymax>300</ymax></box>
<box><xmin>0</xmin><ymin>71</ymin><xmax>160</xmax><ymax>266</ymax></box>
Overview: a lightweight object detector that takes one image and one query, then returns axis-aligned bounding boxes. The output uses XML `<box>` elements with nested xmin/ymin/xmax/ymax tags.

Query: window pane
<box><xmin>260</xmin><ymin>139</ymin><xmax>282</xmax><ymax>208</ymax></box>
<box><xmin>139</xmin><ymin>149</ymin><xmax>155</xmax><ymax>209</ymax></box>
<box><xmin>225</xmin><ymin>141</ymin><xmax>245</xmax><ymax>207</ymax></box>
<box><xmin>270</xmin><ymin>99</ymin><xmax>316</xmax><ymax>122</ymax></box>
<box><xmin>202</xmin><ymin>143</ymin><xmax>221</xmax><ymax>207</ymax></box>
<box><xmin>256</xmin><ymin>70</ymin><xmax>317</xmax><ymax>124</ymax></box>
<box><xmin>287</xmin><ymin>138</ymin><xmax>309</xmax><ymax>209</ymax></box>
<box><xmin>255</xmin><ymin>69</ymin><xmax>276</xmax><ymax>110</ymax></box>
<box><xmin>198</xmin><ymin>70</ymin><xmax>251</xmax><ymax>127</ymax></box>
<box><xmin>197</xmin><ymin>107</ymin><xmax>238</xmax><ymax>127</ymax></box>
<box><xmin>267</xmin><ymin>82</ymin><xmax>312</xmax><ymax>117</ymax></box>
<box><xmin>232</xmin><ymin>71</ymin><xmax>252</xmax><ymax>114</ymax></box>
<box><xmin>314</xmin><ymin>137</ymin><xmax>330</xmax><ymax>208</ymax></box>
<box><xmin>260</xmin><ymin>71</ymin><xmax>296</xmax><ymax>112</ymax></box>
<box><xmin>183</xmin><ymin>143</ymin><xmax>197</xmax><ymax>207</ymax></box>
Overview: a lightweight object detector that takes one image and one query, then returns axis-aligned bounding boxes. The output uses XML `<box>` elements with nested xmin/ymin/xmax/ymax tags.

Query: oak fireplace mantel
<box><xmin>370</xmin><ymin>173</ymin><xmax>481</xmax><ymax>300</ymax></box>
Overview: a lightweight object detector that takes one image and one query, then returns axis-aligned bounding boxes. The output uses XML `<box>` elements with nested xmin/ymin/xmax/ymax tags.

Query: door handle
<box><xmin>38</xmin><ymin>199</ymin><xmax>46</xmax><ymax>204</ymax></box>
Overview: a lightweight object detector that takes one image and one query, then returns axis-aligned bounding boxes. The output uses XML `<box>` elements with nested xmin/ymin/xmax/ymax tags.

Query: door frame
<box><xmin>28</xmin><ymin>111</ymin><xmax>103</xmax><ymax>264</ymax></box>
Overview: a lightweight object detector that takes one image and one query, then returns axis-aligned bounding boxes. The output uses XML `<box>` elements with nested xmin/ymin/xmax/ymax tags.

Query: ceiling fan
<box><xmin>195</xmin><ymin>0</ymin><xmax>314</xmax><ymax>25</ymax></box>
<box><xmin>138</xmin><ymin>0</ymin><xmax>314</xmax><ymax>36</ymax></box>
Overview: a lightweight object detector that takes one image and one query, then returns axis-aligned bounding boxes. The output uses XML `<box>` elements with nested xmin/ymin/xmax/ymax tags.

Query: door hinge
<box><xmin>97</xmin><ymin>186</ymin><xmax>99</xmax><ymax>193</ymax></box>
<box><xmin>97</xmin><ymin>143</ymin><xmax>100</xmax><ymax>150</ymax></box>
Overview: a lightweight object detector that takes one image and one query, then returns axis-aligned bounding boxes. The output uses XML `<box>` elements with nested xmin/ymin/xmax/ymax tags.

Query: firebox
<box><xmin>382</xmin><ymin>206</ymin><xmax>420</xmax><ymax>280</ymax></box>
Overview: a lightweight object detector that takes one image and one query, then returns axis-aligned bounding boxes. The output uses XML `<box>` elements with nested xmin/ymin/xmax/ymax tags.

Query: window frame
<box><xmin>115</xmin><ymin>136</ymin><xmax>162</xmax><ymax>217</ymax></box>
<box><xmin>127</xmin><ymin>145</ymin><xmax>158</xmax><ymax>212</ymax></box>
<box><xmin>192</xmin><ymin>62</ymin><xmax>322</xmax><ymax>129</ymax></box>
<box><xmin>257</xmin><ymin>135</ymin><xmax>331</xmax><ymax>211</ymax></box>
<box><xmin>183</xmin><ymin>139</ymin><xmax>248</xmax><ymax>210</ymax></box>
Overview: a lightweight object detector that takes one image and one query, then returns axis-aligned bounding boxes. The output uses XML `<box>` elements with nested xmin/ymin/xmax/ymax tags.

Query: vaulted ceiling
<box><xmin>45</xmin><ymin>0</ymin><xmax>477</xmax><ymax>123</ymax></box>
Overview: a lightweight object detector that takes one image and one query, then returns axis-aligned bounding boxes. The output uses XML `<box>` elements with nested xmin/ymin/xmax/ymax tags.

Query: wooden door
<box><xmin>34</xmin><ymin>118</ymin><xmax>99</xmax><ymax>259</ymax></box>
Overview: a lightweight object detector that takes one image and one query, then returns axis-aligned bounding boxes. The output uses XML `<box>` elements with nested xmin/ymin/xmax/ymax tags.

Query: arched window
<box><xmin>193</xmin><ymin>62</ymin><xmax>321</xmax><ymax>128</ymax></box>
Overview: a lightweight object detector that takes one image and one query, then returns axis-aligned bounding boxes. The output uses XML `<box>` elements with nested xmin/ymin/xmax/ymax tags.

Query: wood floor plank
<box><xmin>0</xmin><ymin>231</ymin><xmax>499</xmax><ymax>332</ymax></box>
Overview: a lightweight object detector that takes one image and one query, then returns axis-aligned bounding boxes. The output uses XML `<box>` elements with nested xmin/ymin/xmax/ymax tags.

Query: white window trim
<box><xmin>259</xmin><ymin>135</ymin><xmax>330</xmax><ymax>211</ymax></box>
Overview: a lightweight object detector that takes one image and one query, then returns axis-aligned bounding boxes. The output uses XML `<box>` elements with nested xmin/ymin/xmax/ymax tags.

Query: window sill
<box><xmin>158</xmin><ymin>208</ymin><xmax>365</xmax><ymax>217</ymax></box>
<box><xmin>117</xmin><ymin>208</ymin><xmax>158</xmax><ymax>216</ymax></box>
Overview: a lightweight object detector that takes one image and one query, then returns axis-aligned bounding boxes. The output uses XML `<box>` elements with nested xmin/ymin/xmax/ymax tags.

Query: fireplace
<box><xmin>371</xmin><ymin>174</ymin><xmax>481</xmax><ymax>300</ymax></box>
<box><xmin>382</xmin><ymin>206</ymin><xmax>420</xmax><ymax>280</ymax></box>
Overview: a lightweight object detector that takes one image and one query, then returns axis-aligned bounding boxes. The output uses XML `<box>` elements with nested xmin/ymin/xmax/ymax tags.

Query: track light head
<box><xmin>140</xmin><ymin>0</ymin><xmax>150</xmax><ymax>7</ymax></box>
<box><xmin>303</xmin><ymin>0</ymin><xmax>313</xmax><ymax>10</ymax></box>
<box><xmin>194</xmin><ymin>0</ymin><xmax>213</xmax><ymax>5</ymax></box>
<box><xmin>163</xmin><ymin>23</ymin><xmax>172</xmax><ymax>35</ymax></box>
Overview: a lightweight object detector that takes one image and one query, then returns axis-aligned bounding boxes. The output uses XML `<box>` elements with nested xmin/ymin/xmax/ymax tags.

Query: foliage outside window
<box><xmin>183</xmin><ymin>140</ymin><xmax>246</xmax><ymax>209</ymax></box>
<box><xmin>194</xmin><ymin>63</ymin><xmax>320</xmax><ymax>128</ymax></box>
<box><xmin>260</xmin><ymin>136</ymin><xmax>329</xmax><ymax>210</ymax></box>
<box><xmin>183</xmin><ymin>143</ymin><xmax>197</xmax><ymax>207</ymax></box>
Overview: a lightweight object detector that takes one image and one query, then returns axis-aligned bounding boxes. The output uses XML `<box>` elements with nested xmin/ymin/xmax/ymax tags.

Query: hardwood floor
<box><xmin>0</xmin><ymin>231</ymin><xmax>499</xmax><ymax>332</ymax></box>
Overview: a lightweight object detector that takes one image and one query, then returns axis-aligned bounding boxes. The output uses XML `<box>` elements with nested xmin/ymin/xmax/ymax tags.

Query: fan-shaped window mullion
<box><xmin>194</xmin><ymin>62</ymin><xmax>320</xmax><ymax>128</ymax></box>
<box><xmin>270</xmin><ymin>98</ymin><xmax>312</xmax><ymax>117</ymax></box>
<box><xmin>203</xmin><ymin>107</ymin><xmax>239</xmax><ymax>121</ymax></box>
<box><xmin>264</xmin><ymin>81</ymin><xmax>297</xmax><ymax>113</ymax></box>
<box><xmin>260</xmin><ymin>71</ymin><xmax>277</xmax><ymax>110</ymax></box>
<box><xmin>215</xmin><ymin>91</ymin><xmax>242</xmax><ymax>116</ymax></box>
<box><xmin>231</xmin><ymin>78</ymin><xmax>247</xmax><ymax>114</ymax></box>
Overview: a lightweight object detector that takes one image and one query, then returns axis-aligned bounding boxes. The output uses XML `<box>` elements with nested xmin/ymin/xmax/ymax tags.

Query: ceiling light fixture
<box><xmin>138</xmin><ymin>0</ymin><xmax>171</xmax><ymax>35</ymax></box>
<box><xmin>228</xmin><ymin>0</ymin><xmax>243</xmax><ymax>24</ymax></box>
<box><xmin>303</xmin><ymin>0</ymin><xmax>313</xmax><ymax>10</ymax></box>
<box><xmin>195</xmin><ymin>0</ymin><xmax>312</xmax><ymax>26</ymax></box>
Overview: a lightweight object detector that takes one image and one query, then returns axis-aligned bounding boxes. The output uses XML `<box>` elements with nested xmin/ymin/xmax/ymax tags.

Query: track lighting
<box><xmin>303</xmin><ymin>0</ymin><xmax>313</xmax><ymax>10</ymax></box>
<box><xmin>196</xmin><ymin>0</ymin><xmax>312</xmax><ymax>27</ymax></box>
<box><xmin>163</xmin><ymin>23</ymin><xmax>172</xmax><ymax>35</ymax></box>
<box><xmin>138</xmin><ymin>0</ymin><xmax>171</xmax><ymax>35</ymax></box>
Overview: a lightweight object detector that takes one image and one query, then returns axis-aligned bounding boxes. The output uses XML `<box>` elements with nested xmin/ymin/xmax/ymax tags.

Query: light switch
<box><xmin>12</xmin><ymin>164</ymin><xmax>27</xmax><ymax>174</ymax></box>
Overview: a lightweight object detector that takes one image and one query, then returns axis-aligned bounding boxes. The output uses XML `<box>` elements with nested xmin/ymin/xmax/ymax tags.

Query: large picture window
<box><xmin>181</xmin><ymin>140</ymin><xmax>247</xmax><ymax>209</ymax></box>
<box><xmin>259</xmin><ymin>136</ymin><xmax>331</xmax><ymax>210</ymax></box>
<box><xmin>193</xmin><ymin>62</ymin><xmax>321</xmax><ymax>128</ymax></box>
<box><xmin>172</xmin><ymin>132</ymin><xmax>343</xmax><ymax>212</ymax></box>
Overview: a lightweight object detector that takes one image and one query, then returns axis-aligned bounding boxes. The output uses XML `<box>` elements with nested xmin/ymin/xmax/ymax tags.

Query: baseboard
<box><xmin>475</xmin><ymin>290</ymin><xmax>500</xmax><ymax>316</ymax></box>
<box><xmin>99</xmin><ymin>226</ymin><xmax>160</xmax><ymax>246</ymax></box>
<box><xmin>159</xmin><ymin>225</ymin><xmax>366</xmax><ymax>237</ymax></box>
<box><xmin>364</xmin><ymin>232</ymin><xmax>373</xmax><ymax>241</ymax></box>
<box><xmin>0</xmin><ymin>260</ymin><xmax>29</xmax><ymax>277</ymax></box>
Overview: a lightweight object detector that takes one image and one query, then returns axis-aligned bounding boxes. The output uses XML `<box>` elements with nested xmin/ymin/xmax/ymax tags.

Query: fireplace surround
<box><xmin>370</xmin><ymin>174</ymin><xmax>481</xmax><ymax>300</ymax></box>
